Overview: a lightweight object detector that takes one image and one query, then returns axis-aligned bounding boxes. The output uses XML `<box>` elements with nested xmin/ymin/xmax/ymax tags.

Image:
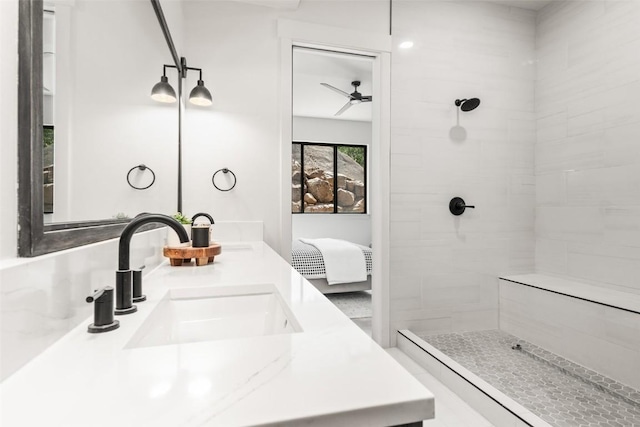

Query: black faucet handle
<box><xmin>86</xmin><ymin>286</ymin><xmax>120</xmax><ymax>333</ymax></box>
<box><xmin>86</xmin><ymin>287</ymin><xmax>107</xmax><ymax>303</ymax></box>
<box><xmin>132</xmin><ymin>269</ymin><xmax>146</xmax><ymax>303</ymax></box>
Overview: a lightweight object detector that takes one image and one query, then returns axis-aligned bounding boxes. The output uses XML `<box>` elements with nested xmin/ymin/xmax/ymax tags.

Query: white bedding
<box><xmin>291</xmin><ymin>240</ymin><xmax>372</xmax><ymax>280</ymax></box>
<box><xmin>299</xmin><ymin>238</ymin><xmax>367</xmax><ymax>285</ymax></box>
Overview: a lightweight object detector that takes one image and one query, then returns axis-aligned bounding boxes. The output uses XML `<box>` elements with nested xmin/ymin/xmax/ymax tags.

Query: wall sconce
<box><xmin>151</xmin><ymin>58</ymin><xmax>213</xmax><ymax>106</ymax></box>
<box><xmin>151</xmin><ymin>67</ymin><xmax>177</xmax><ymax>103</ymax></box>
<box><xmin>189</xmin><ymin>72</ymin><xmax>213</xmax><ymax>106</ymax></box>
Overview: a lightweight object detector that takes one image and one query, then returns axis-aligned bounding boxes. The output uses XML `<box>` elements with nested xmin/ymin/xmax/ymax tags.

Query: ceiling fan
<box><xmin>320</xmin><ymin>80</ymin><xmax>372</xmax><ymax>116</ymax></box>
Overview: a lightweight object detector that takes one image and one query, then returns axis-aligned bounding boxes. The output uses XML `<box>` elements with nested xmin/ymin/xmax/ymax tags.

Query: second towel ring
<box><xmin>212</xmin><ymin>168</ymin><xmax>237</xmax><ymax>192</ymax></box>
<box><xmin>127</xmin><ymin>164</ymin><xmax>156</xmax><ymax>190</ymax></box>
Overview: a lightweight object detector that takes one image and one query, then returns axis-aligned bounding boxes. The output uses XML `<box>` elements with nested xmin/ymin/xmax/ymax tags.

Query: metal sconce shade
<box><xmin>152</xmin><ymin>63</ymin><xmax>212</xmax><ymax>107</ymax></box>
<box><xmin>189</xmin><ymin>80</ymin><xmax>213</xmax><ymax>106</ymax></box>
<box><xmin>151</xmin><ymin>76</ymin><xmax>177</xmax><ymax>103</ymax></box>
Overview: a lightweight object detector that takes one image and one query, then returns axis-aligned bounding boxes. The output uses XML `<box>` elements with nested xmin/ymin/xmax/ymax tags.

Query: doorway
<box><xmin>277</xmin><ymin>19</ymin><xmax>391</xmax><ymax>345</ymax></box>
<box><xmin>291</xmin><ymin>47</ymin><xmax>374</xmax><ymax>334</ymax></box>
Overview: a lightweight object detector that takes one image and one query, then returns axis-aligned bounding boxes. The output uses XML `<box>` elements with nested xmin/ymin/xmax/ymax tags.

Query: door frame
<box><xmin>277</xmin><ymin>19</ymin><xmax>392</xmax><ymax>346</ymax></box>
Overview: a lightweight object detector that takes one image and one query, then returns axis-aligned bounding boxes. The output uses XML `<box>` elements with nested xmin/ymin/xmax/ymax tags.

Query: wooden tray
<box><xmin>163</xmin><ymin>243</ymin><xmax>222</xmax><ymax>266</ymax></box>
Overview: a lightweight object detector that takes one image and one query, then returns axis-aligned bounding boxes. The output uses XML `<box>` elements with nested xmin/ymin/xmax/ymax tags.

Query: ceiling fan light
<box><xmin>321</xmin><ymin>81</ymin><xmax>371</xmax><ymax>116</ymax></box>
<box><xmin>151</xmin><ymin>76</ymin><xmax>177</xmax><ymax>103</ymax></box>
<box><xmin>189</xmin><ymin>80</ymin><xmax>213</xmax><ymax>106</ymax></box>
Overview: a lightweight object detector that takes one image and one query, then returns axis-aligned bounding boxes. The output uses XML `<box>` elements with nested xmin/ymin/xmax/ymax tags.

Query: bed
<box><xmin>291</xmin><ymin>239</ymin><xmax>372</xmax><ymax>294</ymax></box>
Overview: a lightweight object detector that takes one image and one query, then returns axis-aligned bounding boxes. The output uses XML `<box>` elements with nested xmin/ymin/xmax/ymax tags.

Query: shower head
<box><xmin>455</xmin><ymin>98</ymin><xmax>481</xmax><ymax>112</ymax></box>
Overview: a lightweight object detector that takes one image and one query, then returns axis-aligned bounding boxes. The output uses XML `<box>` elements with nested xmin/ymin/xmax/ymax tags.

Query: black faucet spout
<box><xmin>118</xmin><ymin>213</ymin><xmax>189</xmax><ymax>271</ymax></box>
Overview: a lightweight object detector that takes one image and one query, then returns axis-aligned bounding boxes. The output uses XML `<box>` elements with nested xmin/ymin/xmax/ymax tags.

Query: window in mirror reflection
<box><xmin>43</xmin><ymin>126</ymin><xmax>54</xmax><ymax>214</ymax></box>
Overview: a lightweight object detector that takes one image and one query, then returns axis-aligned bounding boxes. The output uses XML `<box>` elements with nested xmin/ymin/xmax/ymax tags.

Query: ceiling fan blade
<box><xmin>321</xmin><ymin>83</ymin><xmax>352</xmax><ymax>99</ymax></box>
<box><xmin>362</xmin><ymin>96</ymin><xmax>373</xmax><ymax>102</ymax></box>
<box><xmin>335</xmin><ymin>101</ymin><xmax>353</xmax><ymax>116</ymax></box>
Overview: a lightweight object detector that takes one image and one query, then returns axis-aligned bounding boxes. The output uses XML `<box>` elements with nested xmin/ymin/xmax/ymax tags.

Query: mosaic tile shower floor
<box><xmin>418</xmin><ymin>329</ymin><xmax>640</xmax><ymax>427</ymax></box>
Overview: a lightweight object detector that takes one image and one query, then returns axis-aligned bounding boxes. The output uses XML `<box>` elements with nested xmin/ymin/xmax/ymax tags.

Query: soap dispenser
<box><xmin>191</xmin><ymin>212</ymin><xmax>215</xmax><ymax>248</ymax></box>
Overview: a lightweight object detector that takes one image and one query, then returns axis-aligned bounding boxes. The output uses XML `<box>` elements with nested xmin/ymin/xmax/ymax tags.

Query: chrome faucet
<box><xmin>115</xmin><ymin>213</ymin><xmax>189</xmax><ymax>315</ymax></box>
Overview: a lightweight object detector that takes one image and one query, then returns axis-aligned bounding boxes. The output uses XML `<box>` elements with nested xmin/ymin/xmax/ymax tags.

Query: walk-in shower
<box><xmin>391</xmin><ymin>0</ymin><xmax>640</xmax><ymax>425</ymax></box>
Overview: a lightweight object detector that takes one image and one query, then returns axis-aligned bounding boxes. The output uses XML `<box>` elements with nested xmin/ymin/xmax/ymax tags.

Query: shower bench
<box><xmin>397</xmin><ymin>273</ymin><xmax>640</xmax><ymax>427</ymax></box>
<box><xmin>499</xmin><ymin>273</ymin><xmax>640</xmax><ymax>390</ymax></box>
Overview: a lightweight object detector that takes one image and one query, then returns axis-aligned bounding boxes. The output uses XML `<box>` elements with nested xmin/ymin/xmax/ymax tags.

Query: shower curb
<box><xmin>397</xmin><ymin>330</ymin><xmax>553</xmax><ymax>427</ymax></box>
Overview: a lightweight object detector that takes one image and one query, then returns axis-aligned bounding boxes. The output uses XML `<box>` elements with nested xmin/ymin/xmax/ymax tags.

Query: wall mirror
<box><xmin>18</xmin><ymin>0</ymin><xmax>180</xmax><ymax>256</ymax></box>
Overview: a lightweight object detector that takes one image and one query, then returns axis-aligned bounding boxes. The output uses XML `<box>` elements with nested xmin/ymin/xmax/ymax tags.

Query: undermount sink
<box><xmin>126</xmin><ymin>284</ymin><xmax>301</xmax><ymax>349</ymax></box>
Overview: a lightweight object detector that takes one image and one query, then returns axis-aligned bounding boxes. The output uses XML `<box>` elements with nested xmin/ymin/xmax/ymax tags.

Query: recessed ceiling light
<box><xmin>399</xmin><ymin>41</ymin><xmax>414</xmax><ymax>49</ymax></box>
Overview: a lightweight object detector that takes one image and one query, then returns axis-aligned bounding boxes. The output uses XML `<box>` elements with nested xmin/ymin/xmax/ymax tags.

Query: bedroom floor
<box><xmin>325</xmin><ymin>290</ymin><xmax>372</xmax><ymax>336</ymax></box>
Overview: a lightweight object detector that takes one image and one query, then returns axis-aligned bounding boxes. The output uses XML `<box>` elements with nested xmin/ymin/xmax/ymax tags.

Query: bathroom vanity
<box><xmin>0</xmin><ymin>241</ymin><xmax>433</xmax><ymax>426</ymax></box>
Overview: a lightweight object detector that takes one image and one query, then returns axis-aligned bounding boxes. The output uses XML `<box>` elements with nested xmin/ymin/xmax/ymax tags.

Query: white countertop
<box><xmin>0</xmin><ymin>241</ymin><xmax>434</xmax><ymax>426</ymax></box>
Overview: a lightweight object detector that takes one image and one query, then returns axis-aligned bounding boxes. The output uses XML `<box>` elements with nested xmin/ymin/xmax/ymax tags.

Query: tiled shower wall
<box><xmin>534</xmin><ymin>0</ymin><xmax>640</xmax><ymax>294</ymax></box>
<box><xmin>389</xmin><ymin>1</ymin><xmax>536</xmax><ymax>339</ymax></box>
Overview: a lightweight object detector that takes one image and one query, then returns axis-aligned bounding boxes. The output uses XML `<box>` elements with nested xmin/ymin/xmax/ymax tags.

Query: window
<box><xmin>292</xmin><ymin>142</ymin><xmax>367</xmax><ymax>214</ymax></box>
<box><xmin>43</xmin><ymin>125</ymin><xmax>54</xmax><ymax>214</ymax></box>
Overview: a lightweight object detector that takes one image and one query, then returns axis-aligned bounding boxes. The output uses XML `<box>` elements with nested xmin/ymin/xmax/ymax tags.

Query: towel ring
<box><xmin>212</xmin><ymin>168</ymin><xmax>237</xmax><ymax>192</ymax></box>
<box><xmin>127</xmin><ymin>164</ymin><xmax>156</xmax><ymax>190</ymax></box>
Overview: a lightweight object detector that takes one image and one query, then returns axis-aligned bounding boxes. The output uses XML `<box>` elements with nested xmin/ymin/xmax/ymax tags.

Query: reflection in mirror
<box><xmin>43</xmin><ymin>9</ymin><xmax>55</xmax><ymax>215</ymax></box>
<box><xmin>40</xmin><ymin>0</ymin><xmax>177</xmax><ymax>225</ymax></box>
<box><xmin>18</xmin><ymin>0</ymin><xmax>180</xmax><ymax>256</ymax></box>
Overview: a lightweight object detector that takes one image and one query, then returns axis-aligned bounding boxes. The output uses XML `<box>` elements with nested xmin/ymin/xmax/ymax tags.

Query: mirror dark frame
<box><xmin>150</xmin><ymin>0</ymin><xmax>184</xmax><ymax>213</ymax></box>
<box><xmin>17</xmin><ymin>0</ymin><xmax>178</xmax><ymax>257</ymax></box>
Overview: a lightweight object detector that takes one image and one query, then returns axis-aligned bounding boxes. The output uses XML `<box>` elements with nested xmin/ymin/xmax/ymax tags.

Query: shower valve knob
<box><xmin>449</xmin><ymin>197</ymin><xmax>474</xmax><ymax>216</ymax></box>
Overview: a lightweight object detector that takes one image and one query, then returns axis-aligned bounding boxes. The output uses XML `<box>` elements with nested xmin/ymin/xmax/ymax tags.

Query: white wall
<box><xmin>160</xmin><ymin>0</ymin><xmax>184</xmax><ymax>56</ymax></box>
<box><xmin>56</xmin><ymin>0</ymin><xmax>179</xmax><ymax>222</ymax></box>
<box><xmin>534</xmin><ymin>0</ymin><xmax>640</xmax><ymax>294</ymax></box>
<box><xmin>389</xmin><ymin>1</ymin><xmax>536</xmax><ymax>338</ymax></box>
<box><xmin>180</xmin><ymin>0</ymin><xmax>389</xmax><ymax>254</ymax></box>
<box><xmin>293</xmin><ymin>116</ymin><xmax>371</xmax><ymax>145</ymax></box>
<box><xmin>292</xmin><ymin>214</ymin><xmax>371</xmax><ymax>246</ymax></box>
<box><xmin>292</xmin><ymin>116</ymin><xmax>372</xmax><ymax>245</ymax></box>
<box><xmin>0</xmin><ymin>0</ymin><xmax>18</xmax><ymax>260</ymax></box>
<box><xmin>390</xmin><ymin>0</ymin><xmax>640</xmax><ymax>341</ymax></box>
